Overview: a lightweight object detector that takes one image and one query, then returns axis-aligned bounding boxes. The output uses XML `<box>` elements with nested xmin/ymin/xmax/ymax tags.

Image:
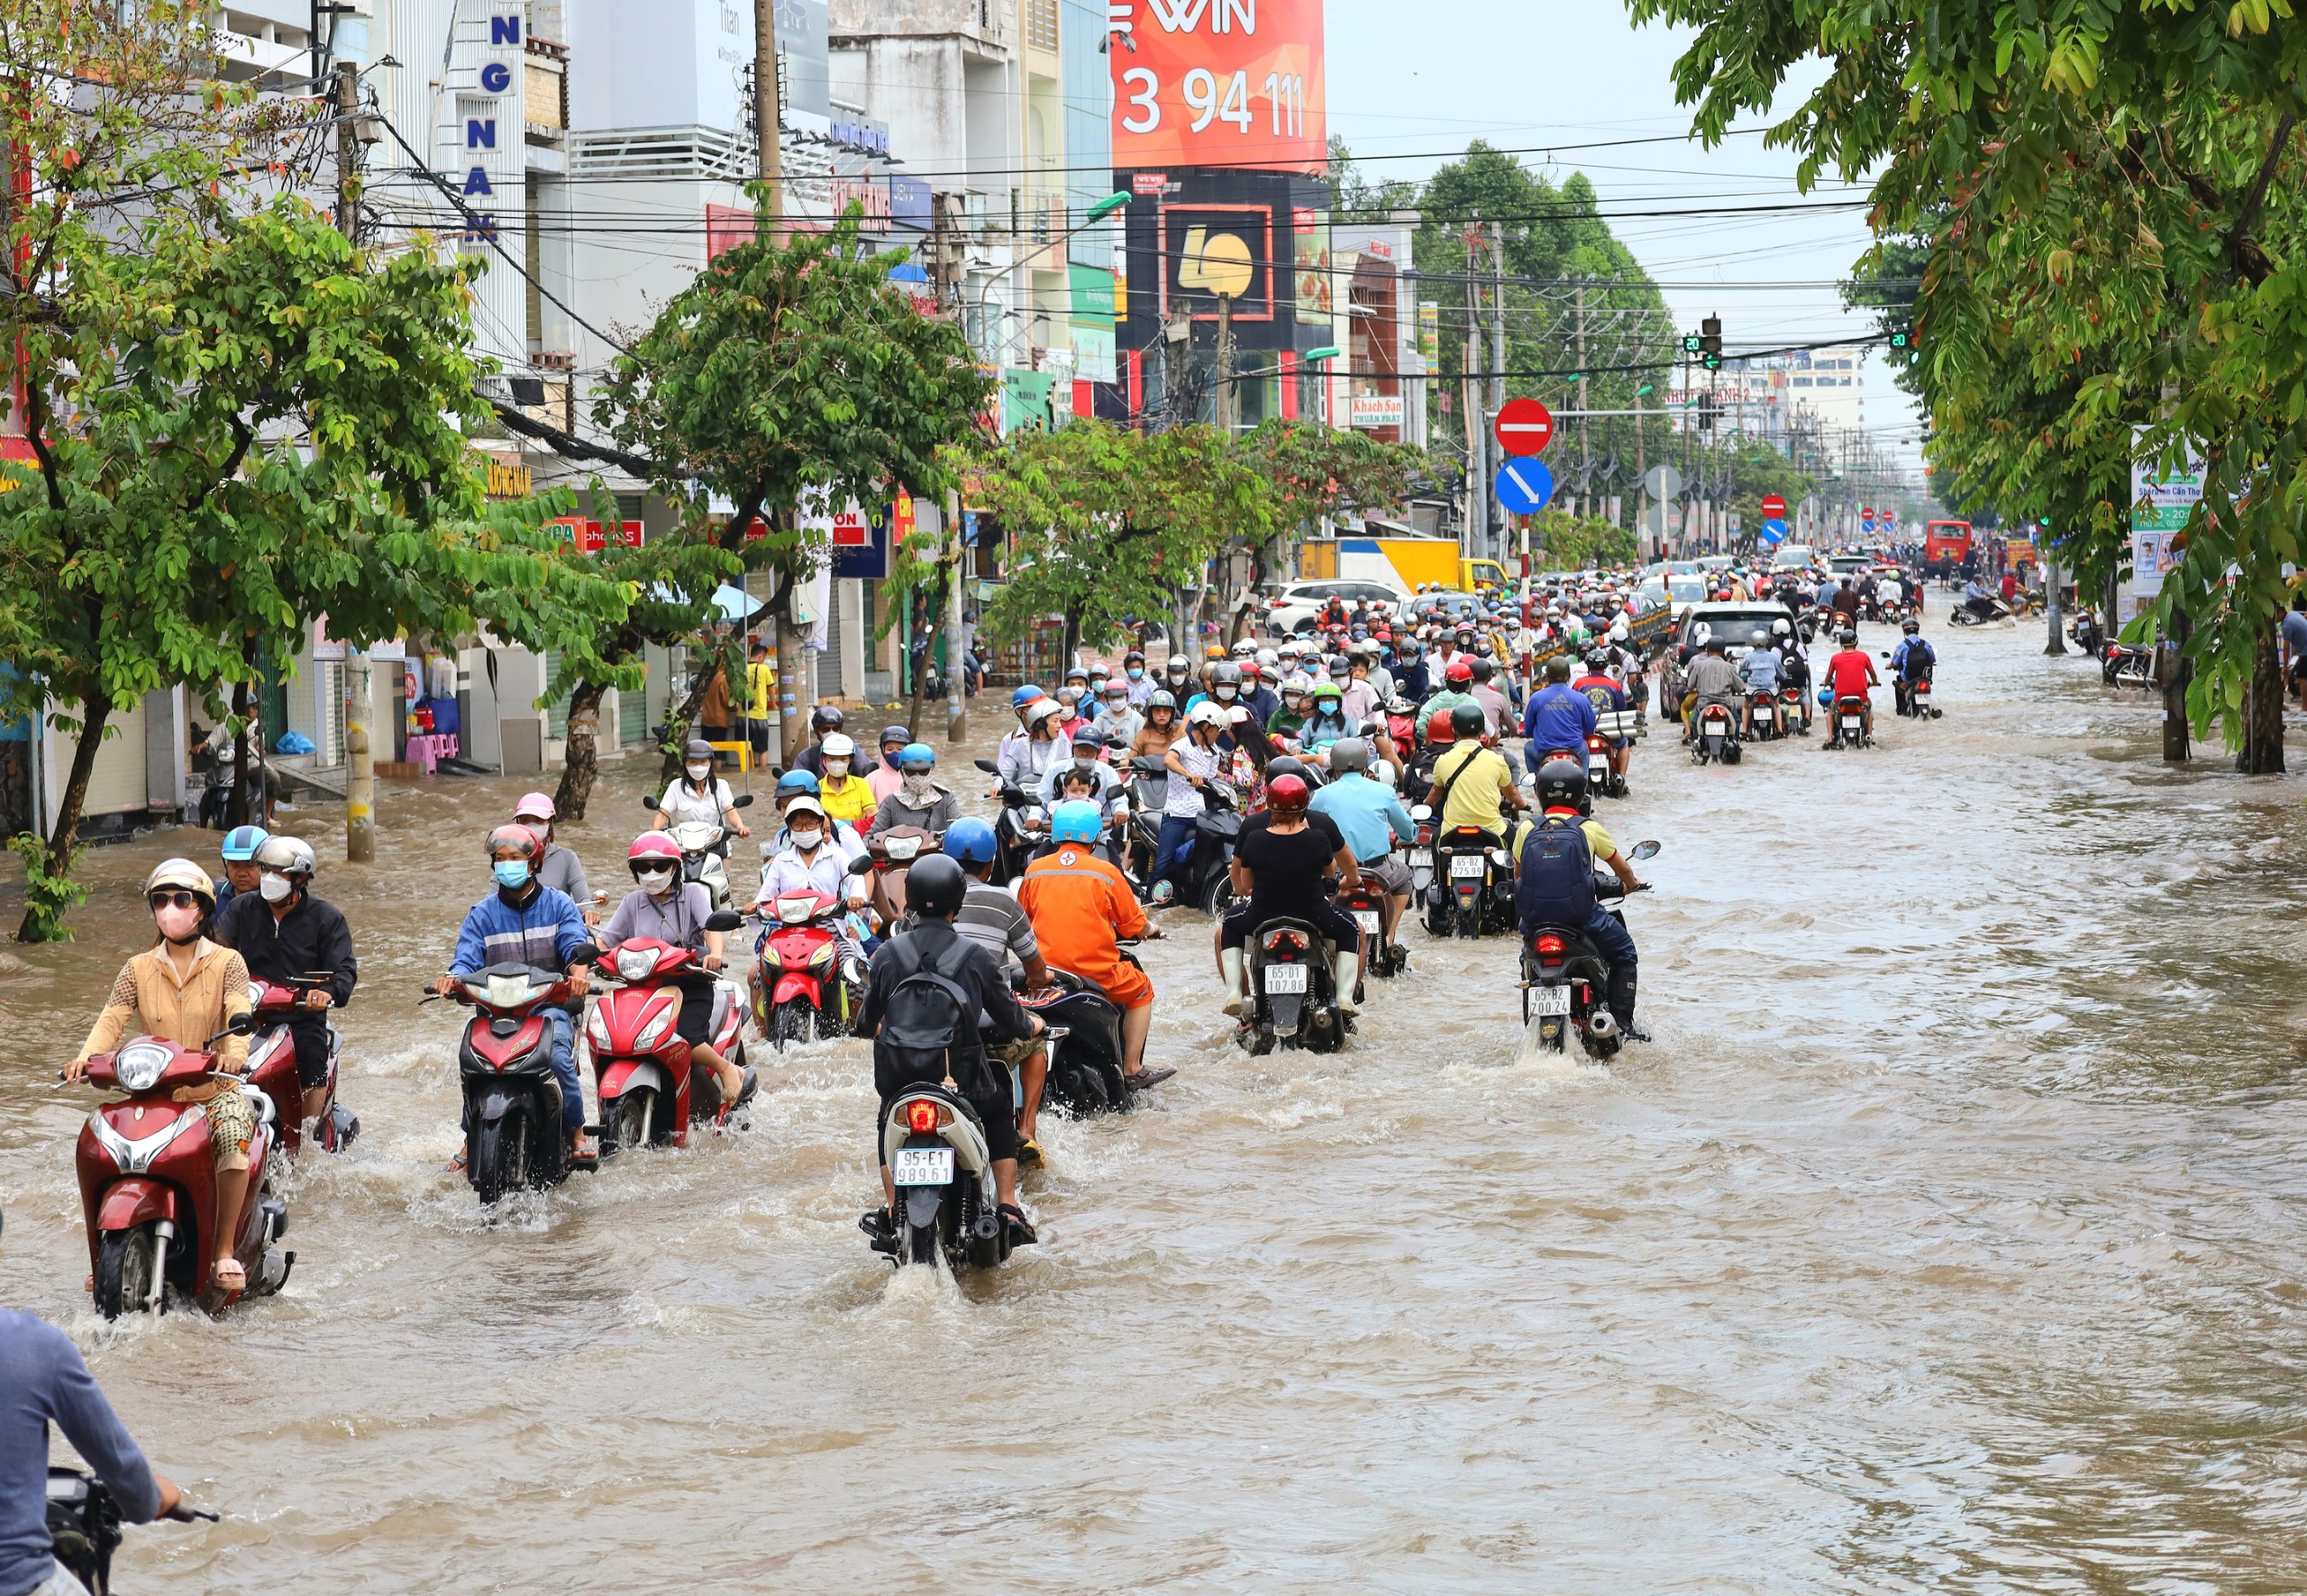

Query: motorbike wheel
<box><xmin>770</xmin><ymin>999</ymin><xmax>816</xmax><ymax>1051</ymax></box>
<box><xmin>94</xmin><ymin>1225</ymin><xmax>164</xmax><ymax>1320</ymax></box>
<box><xmin>608</xmin><ymin>1086</ymin><xmax>655</xmax><ymax>1154</ymax></box>
<box><xmin>907</xmin><ymin>1218</ymin><xmax>940</xmax><ymax>1267</ymax></box>
<box><xmin>471</xmin><ymin>1112</ymin><xmax>528</xmax><ymax>1205</ymax></box>
<box><xmin>1245</xmin><ymin>1025</ymin><xmax>1277</xmax><ymax>1056</ymax></box>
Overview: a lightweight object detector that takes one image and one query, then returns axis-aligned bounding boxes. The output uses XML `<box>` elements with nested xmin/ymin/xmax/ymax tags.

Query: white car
<box><xmin>1262</xmin><ymin>579</ymin><xmax>1409</xmax><ymax>637</ymax></box>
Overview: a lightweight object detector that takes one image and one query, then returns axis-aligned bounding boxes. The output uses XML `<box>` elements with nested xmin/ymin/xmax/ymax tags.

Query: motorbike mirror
<box><xmin>703</xmin><ymin>910</ymin><xmax>743</xmax><ymax>933</ymax></box>
<box><xmin>730</xmin><ymin>792</ymin><xmax>755</xmax><ymax>809</ymax></box>
<box><xmin>846</xmin><ymin>855</ymin><xmax>874</xmax><ymax>878</ymax></box>
<box><xmin>642</xmin><ymin>795</ymin><xmax>660</xmax><ymax>811</ymax></box>
<box><xmin>973</xmin><ymin>757</ymin><xmax>998</xmax><ymax>773</ymax></box>
<box><xmin>1630</xmin><ymin>840</ymin><xmax>1662</xmax><ymax>861</ymax></box>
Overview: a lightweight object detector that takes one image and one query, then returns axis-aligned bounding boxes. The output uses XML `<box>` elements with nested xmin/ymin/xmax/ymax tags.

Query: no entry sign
<box><xmin>1494</xmin><ymin>397</ymin><xmax>1555</xmax><ymax>457</ymax></box>
<box><xmin>1760</xmin><ymin>493</ymin><xmax>1786</xmax><ymax>519</ymax></box>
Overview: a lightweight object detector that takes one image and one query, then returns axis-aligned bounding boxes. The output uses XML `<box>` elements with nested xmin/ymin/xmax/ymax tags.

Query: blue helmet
<box><xmin>221</xmin><ymin>825</ymin><xmax>269</xmax><ymax>862</ymax></box>
<box><xmin>943</xmin><ymin>816</ymin><xmax>998</xmax><ymax>865</ymax></box>
<box><xmin>775</xmin><ymin>769</ymin><xmax>821</xmax><ymax>795</ymax></box>
<box><xmin>1050</xmin><ymin>800</ymin><xmax>1104</xmax><ymax>846</ymax></box>
<box><xmin>899</xmin><ymin>742</ymin><xmax>935</xmax><ymax>771</ymax></box>
<box><xmin>1011</xmin><ymin>685</ymin><xmax>1044</xmax><ymax>709</ymax></box>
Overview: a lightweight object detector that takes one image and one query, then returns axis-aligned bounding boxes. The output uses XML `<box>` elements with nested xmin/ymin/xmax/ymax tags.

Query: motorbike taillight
<box><xmin>1535</xmin><ymin>934</ymin><xmax>1567</xmax><ymax>966</ymax></box>
<box><xmin>905</xmin><ymin>1100</ymin><xmax>941</xmax><ymax>1135</ymax></box>
<box><xmin>1263</xmin><ymin>929</ymin><xmax>1308</xmax><ymax>953</ymax></box>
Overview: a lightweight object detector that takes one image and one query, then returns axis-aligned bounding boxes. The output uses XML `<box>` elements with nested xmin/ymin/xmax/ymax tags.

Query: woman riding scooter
<box><xmin>598</xmin><ymin>832</ymin><xmax>754</xmax><ymax>1118</ymax></box>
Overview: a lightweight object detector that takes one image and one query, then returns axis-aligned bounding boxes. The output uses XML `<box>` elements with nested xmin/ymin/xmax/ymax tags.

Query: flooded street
<box><xmin>7</xmin><ymin>617</ymin><xmax>2307</xmax><ymax>1591</ymax></box>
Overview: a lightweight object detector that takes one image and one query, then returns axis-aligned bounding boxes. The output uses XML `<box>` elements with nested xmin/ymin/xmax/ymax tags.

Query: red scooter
<box><xmin>589</xmin><ymin>923</ymin><xmax>753</xmax><ymax>1155</ymax></box>
<box><xmin>72</xmin><ymin>1017</ymin><xmax>292</xmax><ymax>1318</ymax></box>
<box><xmin>242</xmin><ymin>973</ymin><xmax>355</xmax><ymax>1157</ymax></box>
<box><xmin>753</xmin><ymin>887</ymin><xmax>865</xmax><ymax>1050</ymax></box>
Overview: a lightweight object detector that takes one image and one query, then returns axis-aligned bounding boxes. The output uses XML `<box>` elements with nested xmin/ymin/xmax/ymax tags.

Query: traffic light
<box><xmin>1702</xmin><ymin>350</ymin><xmax>1723</xmax><ymax>373</ymax></box>
<box><xmin>1889</xmin><ymin>325</ymin><xmax>1919</xmax><ymax>365</ymax></box>
<box><xmin>1701</xmin><ymin>314</ymin><xmax>1723</xmax><ymax>371</ymax></box>
<box><xmin>1682</xmin><ymin>333</ymin><xmax>1703</xmax><ymax>356</ymax></box>
<box><xmin>1697</xmin><ymin>393</ymin><xmax>1718</xmax><ymax>432</ymax></box>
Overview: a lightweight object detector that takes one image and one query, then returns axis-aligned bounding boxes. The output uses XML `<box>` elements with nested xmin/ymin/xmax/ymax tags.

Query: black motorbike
<box><xmin>1888</xmin><ymin>655</ymin><xmax>1944</xmax><ymax>719</ymax></box>
<box><xmin>1337</xmin><ymin>876</ymin><xmax>1405</xmax><ymax>979</ymax></box>
<box><xmin>1825</xmin><ymin>693</ymin><xmax>1874</xmax><ymax>749</ymax></box>
<box><xmin>1122</xmin><ymin>754</ymin><xmax>1169</xmax><ymax>891</ymax></box>
<box><xmin>1176</xmin><ymin>780</ymin><xmax>1245</xmax><ymax>915</ymax></box>
<box><xmin>2102</xmin><ymin>641</ymin><xmax>2155</xmax><ymax>688</ymax></box>
<box><xmin>1522</xmin><ymin>840</ymin><xmax>1661</xmax><ymax>1061</ymax></box>
<box><xmin>1020</xmin><ymin>961</ymin><xmax>1135</xmax><ymax>1113</ymax></box>
<box><xmin>1422</xmin><ymin>816</ymin><xmax>1514</xmax><ymax>938</ymax></box>
<box><xmin>1691</xmin><ymin>700</ymin><xmax>1742</xmax><ymax>765</ymax></box>
<box><xmin>1237</xmin><ymin>916</ymin><xmax>1347</xmax><ymax>1054</ymax></box>
<box><xmin>48</xmin><ymin>1469</ymin><xmax>215</xmax><ymax>1595</ymax></box>
<box><xmin>972</xmin><ymin>758</ymin><xmax>1049</xmax><ymax>886</ymax></box>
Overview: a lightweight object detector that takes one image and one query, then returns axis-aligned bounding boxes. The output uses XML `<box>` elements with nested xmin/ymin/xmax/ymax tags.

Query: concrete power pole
<box><xmin>336</xmin><ymin>59</ymin><xmax>376</xmax><ymax>864</ymax></box>
<box><xmin>1488</xmin><ymin>223</ymin><xmax>1506</xmax><ymax>556</ymax></box>
<box><xmin>1462</xmin><ymin>226</ymin><xmax>1485</xmax><ymax>560</ymax></box>
<box><xmin>754</xmin><ymin>0</ymin><xmax>806</xmax><ymax>762</ymax></box>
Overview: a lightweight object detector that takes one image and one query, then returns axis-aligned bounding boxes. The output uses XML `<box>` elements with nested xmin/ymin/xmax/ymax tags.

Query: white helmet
<box><xmin>1256</xmin><ymin>647</ymin><xmax>1279</xmax><ymax>670</ymax></box>
<box><xmin>1187</xmin><ymin>701</ymin><xmax>1228</xmax><ymax>728</ymax></box>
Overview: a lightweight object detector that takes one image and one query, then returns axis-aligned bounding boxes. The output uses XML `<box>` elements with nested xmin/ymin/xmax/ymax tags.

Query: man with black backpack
<box><xmin>1513</xmin><ymin>758</ymin><xmax>1648</xmax><ymax>1041</ymax></box>
<box><xmin>854</xmin><ymin>854</ymin><xmax>1045</xmax><ymax>1253</ymax></box>
<box><xmin>1890</xmin><ymin>618</ymin><xmax>1937</xmax><ymax>716</ymax></box>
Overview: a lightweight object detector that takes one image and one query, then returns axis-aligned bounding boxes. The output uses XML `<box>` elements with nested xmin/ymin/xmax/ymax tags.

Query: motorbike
<box><xmin>1178</xmin><ymin>779</ymin><xmax>1245</xmax><ymax>916</ymax></box>
<box><xmin>1236</xmin><ymin>917</ymin><xmax>1348</xmax><ymax>1054</ymax></box>
<box><xmin>72</xmin><ymin>1016</ymin><xmax>292</xmax><ymax>1318</ymax></box>
<box><xmin>1825</xmin><ymin>693</ymin><xmax>1874</xmax><ymax>749</ymax></box>
<box><xmin>1592</xmin><ymin>710</ymin><xmax>1639</xmax><ymax>798</ymax></box>
<box><xmin>1691</xmin><ymin>700</ymin><xmax>1741</xmax><ymax>765</ymax></box>
<box><xmin>432</xmin><ymin>962</ymin><xmax>590</xmax><ymax>1204</ymax></box>
<box><xmin>2102</xmin><ymin>641</ymin><xmax>2156</xmax><ymax>688</ymax></box>
<box><xmin>1337</xmin><ymin>875</ymin><xmax>1406</xmax><ymax>979</ymax></box>
<box><xmin>754</xmin><ymin>885</ymin><xmax>865</xmax><ymax>1048</ymax></box>
<box><xmin>1020</xmin><ymin>959</ymin><xmax>1136</xmax><ymax>1113</ymax></box>
<box><xmin>46</xmin><ymin>1469</ymin><xmax>216</xmax><ymax>1596</ymax></box>
<box><xmin>973</xmin><ymin>758</ymin><xmax>1049</xmax><ymax>887</ymax></box>
<box><xmin>1426</xmin><ymin>818</ymin><xmax>1515</xmax><ymax>938</ymax></box>
<box><xmin>1407</xmin><ymin>804</ymin><xmax>1437</xmax><ymax>904</ymax></box>
<box><xmin>242</xmin><ymin>973</ymin><xmax>357</xmax><ymax>1155</ymax></box>
<box><xmin>1948</xmin><ymin>596</ymin><xmax>2012</xmax><ymax>626</ymax></box>
<box><xmin>2070</xmin><ymin>612</ymin><xmax>2105</xmax><ymax>652</ymax></box>
<box><xmin>1746</xmin><ymin>687</ymin><xmax>1783</xmax><ymax>742</ymax></box>
<box><xmin>879</xmin><ymin>1082</ymin><xmax>1016</xmax><ymax>1271</ymax></box>
<box><xmin>864</xmin><ymin>824</ymin><xmax>939</xmax><ymax>924</ymax></box>
<box><xmin>1121</xmin><ymin>754</ymin><xmax>1169</xmax><ymax>889</ymax></box>
<box><xmin>589</xmin><ymin>917</ymin><xmax>752</xmax><ymax>1156</ymax></box>
<box><xmin>1522</xmin><ymin>840</ymin><xmax>1661</xmax><ymax>1060</ymax></box>
<box><xmin>643</xmin><ymin>792</ymin><xmax>756</xmax><ymax>910</ymax></box>
<box><xmin>1779</xmin><ymin>682</ymin><xmax>1810</xmax><ymax>734</ymax></box>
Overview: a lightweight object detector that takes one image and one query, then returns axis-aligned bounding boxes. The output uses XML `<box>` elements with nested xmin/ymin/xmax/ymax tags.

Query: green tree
<box><xmin>596</xmin><ymin>205</ymin><xmax>994</xmax><ymax>767</ymax></box>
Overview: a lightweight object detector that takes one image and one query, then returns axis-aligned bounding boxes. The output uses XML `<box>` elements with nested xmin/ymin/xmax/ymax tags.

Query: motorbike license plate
<box><xmin>893</xmin><ymin>1145</ymin><xmax>954</xmax><ymax>1187</ymax></box>
<box><xmin>1263</xmin><ymin>963</ymin><xmax>1309</xmax><ymax>994</ymax></box>
<box><xmin>1449</xmin><ymin>854</ymin><xmax>1487</xmax><ymax>878</ymax></box>
<box><xmin>1531</xmin><ymin>984</ymin><xmax>1572</xmax><ymax>1016</ymax></box>
<box><xmin>1354</xmin><ymin>910</ymin><xmax>1381</xmax><ymax>935</ymax></box>
<box><xmin>1841</xmin><ymin>715</ymin><xmax>1863</xmax><ymax>730</ymax></box>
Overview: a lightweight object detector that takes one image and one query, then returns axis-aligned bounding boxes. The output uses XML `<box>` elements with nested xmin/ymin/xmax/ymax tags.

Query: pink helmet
<box><xmin>514</xmin><ymin>791</ymin><xmax>557</xmax><ymax>823</ymax></box>
<box><xmin>628</xmin><ymin>830</ymin><xmax>681</xmax><ymax>871</ymax></box>
<box><xmin>486</xmin><ymin>823</ymin><xmax>543</xmax><ymax>861</ymax></box>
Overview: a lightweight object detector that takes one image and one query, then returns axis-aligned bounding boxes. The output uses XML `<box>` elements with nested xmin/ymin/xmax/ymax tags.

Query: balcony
<box><xmin>829</xmin><ymin>0</ymin><xmax>1008</xmax><ymax>50</ymax></box>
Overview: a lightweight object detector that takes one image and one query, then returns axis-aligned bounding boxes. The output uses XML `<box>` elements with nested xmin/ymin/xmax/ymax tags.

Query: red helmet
<box><xmin>1445</xmin><ymin>659</ymin><xmax>1474</xmax><ymax>684</ymax></box>
<box><xmin>486</xmin><ymin>823</ymin><xmax>543</xmax><ymax>861</ymax></box>
<box><xmin>628</xmin><ymin>830</ymin><xmax>681</xmax><ymax>871</ymax></box>
<box><xmin>1427</xmin><ymin>708</ymin><xmax>1457</xmax><ymax>742</ymax></box>
<box><xmin>1267</xmin><ymin>773</ymin><xmax>1310</xmax><ymax>813</ymax></box>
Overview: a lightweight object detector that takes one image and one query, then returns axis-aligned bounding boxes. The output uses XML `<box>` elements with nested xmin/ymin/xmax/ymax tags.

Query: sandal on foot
<box><xmin>445</xmin><ymin>1150</ymin><xmax>468</xmax><ymax>1175</ymax></box>
<box><xmin>998</xmin><ymin>1202</ymin><xmax>1037</xmax><ymax>1246</ymax></box>
<box><xmin>211</xmin><ymin>1259</ymin><xmax>247</xmax><ymax>1293</ymax></box>
<box><xmin>1017</xmin><ymin>1137</ymin><xmax>1044</xmax><ymax>1167</ymax></box>
<box><xmin>1123</xmin><ymin>1067</ymin><xmax>1177</xmax><ymax>1091</ymax></box>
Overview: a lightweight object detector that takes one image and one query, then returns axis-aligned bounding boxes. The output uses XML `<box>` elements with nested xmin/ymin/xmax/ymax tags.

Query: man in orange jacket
<box><xmin>1018</xmin><ymin>800</ymin><xmax>1173</xmax><ymax>1091</ymax></box>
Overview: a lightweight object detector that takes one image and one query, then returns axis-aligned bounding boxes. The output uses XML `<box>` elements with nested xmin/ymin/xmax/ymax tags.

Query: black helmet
<box><xmin>811</xmin><ymin>706</ymin><xmax>845</xmax><ymax>734</ymax></box>
<box><xmin>683</xmin><ymin>737</ymin><xmax>716</xmax><ymax>761</ymax></box>
<box><xmin>906</xmin><ymin>854</ymin><xmax>968</xmax><ymax>919</ymax></box>
<box><xmin>1901</xmin><ymin>619</ymin><xmax>1920</xmax><ymax>634</ymax></box>
<box><xmin>1449</xmin><ymin>703</ymin><xmax>1487</xmax><ymax>740</ymax></box>
<box><xmin>1209</xmin><ymin>661</ymin><xmax>1243</xmax><ymax>698</ymax></box>
<box><xmin>1264</xmin><ymin>754</ymin><xmax>1312</xmax><ymax>785</ymax></box>
<box><xmin>880</xmin><ymin>724</ymin><xmax>910</xmax><ymax>747</ymax></box>
<box><xmin>1545</xmin><ymin>656</ymin><xmax>1572</xmax><ymax>683</ymax></box>
<box><xmin>1470</xmin><ymin>657</ymin><xmax>1495</xmax><ymax>682</ymax></box>
<box><xmin>1534</xmin><ymin>756</ymin><xmax>1588</xmax><ymax>808</ymax></box>
<box><xmin>1840</xmin><ymin>629</ymin><xmax>1859</xmax><ymax>647</ymax></box>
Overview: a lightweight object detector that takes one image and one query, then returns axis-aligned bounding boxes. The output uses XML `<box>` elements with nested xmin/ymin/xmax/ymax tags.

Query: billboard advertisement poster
<box><xmin>1348</xmin><ymin>395</ymin><xmax>1403</xmax><ymax>430</ymax></box>
<box><xmin>1418</xmin><ymin>302</ymin><xmax>1439</xmax><ymax>366</ymax></box>
<box><xmin>1293</xmin><ymin>211</ymin><xmax>1332</xmax><ymax>325</ymax></box>
<box><xmin>2129</xmin><ymin>429</ymin><xmax>2202</xmax><ymax>598</ymax></box>
<box><xmin>1109</xmin><ymin>0</ymin><xmax>1327</xmax><ymax>174</ymax></box>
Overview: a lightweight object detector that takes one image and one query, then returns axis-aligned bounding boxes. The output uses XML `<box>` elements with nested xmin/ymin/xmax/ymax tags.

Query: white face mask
<box><xmin>789</xmin><ymin>828</ymin><xmax>823</xmax><ymax>851</ymax></box>
<box><xmin>258</xmin><ymin>872</ymin><xmax>293</xmax><ymax>904</ymax></box>
<box><xmin>686</xmin><ymin>763</ymin><xmax>711</xmax><ymax>781</ymax></box>
<box><xmin>635</xmin><ymin>866</ymin><xmax>675</xmax><ymax>892</ymax></box>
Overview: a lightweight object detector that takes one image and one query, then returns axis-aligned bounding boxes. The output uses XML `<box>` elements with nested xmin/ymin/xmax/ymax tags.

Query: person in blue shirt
<box><xmin>1889</xmin><ymin>618</ymin><xmax>1938</xmax><ymax>716</ymax></box>
<box><xmin>433</xmin><ymin>824</ymin><xmax>598</xmax><ymax>1163</ymax></box>
<box><xmin>1737</xmin><ymin>640</ymin><xmax>1783</xmax><ymax>736</ymax></box>
<box><xmin>2</xmin><ymin>1208</ymin><xmax>189</xmax><ymax>1596</ymax></box>
<box><xmin>1520</xmin><ymin>656</ymin><xmax>1598</xmax><ymax>758</ymax></box>
<box><xmin>1307</xmin><ymin>739</ymin><xmax>1417</xmax><ymax>945</ymax></box>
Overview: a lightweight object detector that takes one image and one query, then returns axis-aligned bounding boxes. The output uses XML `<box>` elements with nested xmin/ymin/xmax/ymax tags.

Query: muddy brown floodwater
<box><xmin>5</xmin><ymin>618</ymin><xmax>2307</xmax><ymax>1591</ymax></box>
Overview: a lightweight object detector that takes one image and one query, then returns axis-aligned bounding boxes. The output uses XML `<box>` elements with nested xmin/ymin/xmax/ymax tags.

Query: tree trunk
<box><xmin>661</xmin><ymin>657</ymin><xmax>723</xmax><ymax>785</ymax></box>
<box><xmin>905</xmin><ymin>576</ymin><xmax>944</xmax><ymax>741</ymax></box>
<box><xmin>17</xmin><ymin>694</ymin><xmax>112</xmax><ymax>943</ymax></box>
<box><xmin>224</xmin><ymin>677</ymin><xmax>254</xmax><ymax>830</ymax></box>
<box><xmin>2239</xmin><ymin>618</ymin><xmax>2286</xmax><ymax>774</ymax></box>
<box><xmin>2044</xmin><ymin>556</ymin><xmax>2065</xmax><ymax>655</ymax></box>
<box><xmin>2160</xmin><ymin>606</ymin><xmax>2192</xmax><ymax>762</ymax></box>
<box><xmin>553</xmin><ymin>679</ymin><xmax>608</xmax><ymax>818</ymax></box>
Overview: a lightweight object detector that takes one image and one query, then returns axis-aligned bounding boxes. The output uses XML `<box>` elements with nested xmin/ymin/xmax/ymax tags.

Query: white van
<box><xmin>1771</xmin><ymin>543</ymin><xmax>1818</xmax><ymax>570</ymax></box>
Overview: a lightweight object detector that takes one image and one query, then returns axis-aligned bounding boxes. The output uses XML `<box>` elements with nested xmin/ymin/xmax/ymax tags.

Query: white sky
<box><xmin>1322</xmin><ymin>0</ymin><xmax>1927</xmax><ymax>479</ymax></box>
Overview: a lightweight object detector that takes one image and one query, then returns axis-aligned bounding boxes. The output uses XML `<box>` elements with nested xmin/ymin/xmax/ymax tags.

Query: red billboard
<box><xmin>1109</xmin><ymin>0</ymin><xmax>1327</xmax><ymax>175</ymax></box>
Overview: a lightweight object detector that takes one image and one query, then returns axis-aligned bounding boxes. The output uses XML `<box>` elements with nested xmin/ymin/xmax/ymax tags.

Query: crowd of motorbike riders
<box><xmin>39</xmin><ymin>560</ymin><xmax>1957</xmax><ymax>1294</ymax></box>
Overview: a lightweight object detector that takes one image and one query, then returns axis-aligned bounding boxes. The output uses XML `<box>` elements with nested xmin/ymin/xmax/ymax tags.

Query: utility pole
<box><xmin>1217</xmin><ymin>292</ymin><xmax>1236</xmax><ymax>434</ymax></box>
<box><xmin>1488</xmin><ymin>223</ymin><xmax>1506</xmax><ymax>553</ymax></box>
<box><xmin>334</xmin><ymin>59</ymin><xmax>375</xmax><ymax>865</ymax></box>
<box><xmin>1462</xmin><ymin>223</ymin><xmax>1485</xmax><ymax>560</ymax></box>
<box><xmin>753</xmin><ymin>0</ymin><xmax>806</xmax><ymax>763</ymax></box>
<box><xmin>1573</xmin><ymin>276</ymin><xmax>1589</xmax><ymax>516</ymax></box>
<box><xmin>945</xmin><ymin>488</ymin><xmax>968</xmax><ymax>743</ymax></box>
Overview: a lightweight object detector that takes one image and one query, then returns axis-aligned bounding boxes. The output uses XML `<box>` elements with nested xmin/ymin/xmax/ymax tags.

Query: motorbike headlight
<box><xmin>114</xmin><ymin>1042</ymin><xmax>171</xmax><ymax>1093</ymax></box>
<box><xmin>809</xmin><ymin>944</ymin><xmax>834</xmax><ymax>967</ymax></box>
<box><xmin>634</xmin><ymin>1004</ymin><xmax>679</xmax><ymax>1053</ymax></box>
<box><xmin>759</xmin><ymin>944</ymin><xmax>783</xmax><ymax>969</ymax></box>
<box><xmin>585</xmin><ymin>1007</ymin><xmax>611</xmax><ymax>1051</ymax></box>
<box><xmin>616</xmin><ymin>946</ymin><xmax>658</xmax><ymax>982</ymax></box>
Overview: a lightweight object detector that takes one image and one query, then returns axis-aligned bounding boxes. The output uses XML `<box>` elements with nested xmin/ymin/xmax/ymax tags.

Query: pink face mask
<box><xmin>154</xmin><ymin>901</ymin><xmax>203</xmax><ymax>944</ymax></box>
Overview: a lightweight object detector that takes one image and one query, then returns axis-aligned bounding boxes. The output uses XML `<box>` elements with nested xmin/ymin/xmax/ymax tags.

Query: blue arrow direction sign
<box><xmin>1496</xmin><ymin>456</ymin><xmax>1555</xmax><ymax>515</ymax></box>
<box><xmin>1760</xmin><ymin>518</ymin><xmax>1788</xmax><ymax>545</ymax></box>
